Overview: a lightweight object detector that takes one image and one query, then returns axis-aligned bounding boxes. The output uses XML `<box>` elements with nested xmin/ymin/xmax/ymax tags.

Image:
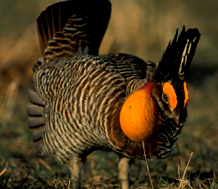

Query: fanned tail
<box><xmin>37</xmin><ymin>0</ymin><xmax>111</xmax><ymax>59</ymax></box>
<box><xmin>154</xmin><ymin>26</ymin><xmax>201</xmax><ymax>82</ymax></box>
<box><xmin>27</xmin><ymin>89</ymin><xmax>45</xmax><ymax>142</ymax></box>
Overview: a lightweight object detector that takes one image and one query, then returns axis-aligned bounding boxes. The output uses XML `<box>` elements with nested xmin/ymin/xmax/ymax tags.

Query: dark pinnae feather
<box><xmin>154</xmin><ymin>26</ymin><xmax>201</xmax><ymax>82</ymax></box>
<box><xmin>178</xmin><ymin>28</ymin><xmax>200</xmax><ymax>79</ymax></box>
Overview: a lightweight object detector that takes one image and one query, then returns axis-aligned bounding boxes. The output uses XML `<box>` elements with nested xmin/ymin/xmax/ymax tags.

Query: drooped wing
<box><xmin>104</xmin><ymin>53</ymin><xmax>157</xmax><ymax>95</ymax></box>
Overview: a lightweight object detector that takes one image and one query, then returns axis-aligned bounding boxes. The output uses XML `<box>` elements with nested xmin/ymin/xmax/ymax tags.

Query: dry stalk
<box><xmin>19</xmin><ymin>167</ymin><xmax>36</xmax><ymax>181</ymax></box>
<box><xmin>38</xmin><ymin>158</ymin><xmax>51</xmax><ymax>170</ymax></box>
<box><xmin>68</xmin><ymin>180</ymin><xmax>71</xmax><ymax>189</ymax></box>
<box><xmin>142</xmin><ymin>140</ymin><xmax>154</xmax><ymax>189</ymax></box>
<box><xmin>0</xmin><ymin>168</ymin><xmax>7</xmax><ymax>177</ymax></box>
<box><xmin>91</xmin><ymin>183</ymin><xmax>109</xmax><ymax>189</ymax></box>
<box><xmin>178</xmin><ymin>152</ymin><xmax>193</xmax><ymax>189</ymax></box>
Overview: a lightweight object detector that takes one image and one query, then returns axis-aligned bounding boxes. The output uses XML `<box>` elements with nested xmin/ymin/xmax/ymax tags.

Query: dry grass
<box><xmin>0</xmin><ymin>0</ymin><xmax>218</xmax><ymax>188</ymax></box>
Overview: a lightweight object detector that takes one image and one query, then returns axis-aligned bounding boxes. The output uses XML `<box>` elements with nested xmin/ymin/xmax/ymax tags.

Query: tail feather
<box><xmin>37</xmin><ymin>0</ymin><xmax>111</xmax><ymax>58</ymax></box>
<box><xmin>154</xmin><ymin>26</ymin><xmax>201</xmax><ymax>82</ymax></box>
<box><xmin>28</xmin><ymin>89</ymin><xmax>45</xmax><ymax>142</ymax></box>
<box><xmin>28</xmin><ymin>89</ymin><xmax>44</xmax><ymax>106</ymax></box>
<box><xmin>28</xmin><ymin>117</ymin><xmax>45</xmax><ymax>129</ymax></box>
<box><xmin>33</xmin><ymin>128</ymin><xmax>45</xmax><ymax>142</ymax></box>
<box><xmin>27</xmin><ymin>104</ymin><xmax>44</xmax><ymax>117</ymax></box>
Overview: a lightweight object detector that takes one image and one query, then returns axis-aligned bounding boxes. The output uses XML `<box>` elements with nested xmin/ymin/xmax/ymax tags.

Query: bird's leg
<box><xmin>118</xmin><ymin>156</ymin><xmax>133</xmax><ymax>189</ymax></box>
<box><xmin>68</xmin><ymin>157</ymin><xmax>83</xmax><ymax>189</ymax></box>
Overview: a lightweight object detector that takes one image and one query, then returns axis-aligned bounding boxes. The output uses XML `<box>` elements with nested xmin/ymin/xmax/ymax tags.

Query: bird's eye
<box><xmin>162</xmin><ymin>93</ymin><xmax>169</xmax><ymax>103</ymax></box>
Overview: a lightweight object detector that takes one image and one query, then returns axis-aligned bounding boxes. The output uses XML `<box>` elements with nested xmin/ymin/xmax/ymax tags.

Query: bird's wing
<box><xmin>104</xmin><ymin>53</ymin><xmax>157</xmax><ymax>96</ymax></box>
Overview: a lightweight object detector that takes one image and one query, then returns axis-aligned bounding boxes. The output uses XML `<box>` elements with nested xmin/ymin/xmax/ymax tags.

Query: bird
<box><xmin>27</xmin><ymin>0</ymin><xmax>201</xmax><ymax>188</ymax></box>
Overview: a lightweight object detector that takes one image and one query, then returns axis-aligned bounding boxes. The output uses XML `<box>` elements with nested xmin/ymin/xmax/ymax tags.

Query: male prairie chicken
<box><xmin>27</xmin><ymin>0</ymin><xmax>200</xmax><ymax>188</ymax></box>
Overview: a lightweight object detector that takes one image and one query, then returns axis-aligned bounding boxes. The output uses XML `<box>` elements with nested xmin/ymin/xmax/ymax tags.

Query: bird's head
<box><xmin>120</xmin><ymin>27</ymin><xmax>200</xmax><ymax>144</ymax></box>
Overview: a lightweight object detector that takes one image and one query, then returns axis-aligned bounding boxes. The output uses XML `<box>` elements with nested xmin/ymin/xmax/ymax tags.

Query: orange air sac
<box><xmin>120</xmin><ymin>83</ymin><xmax>156</xmax><ymax>142</ymax></box>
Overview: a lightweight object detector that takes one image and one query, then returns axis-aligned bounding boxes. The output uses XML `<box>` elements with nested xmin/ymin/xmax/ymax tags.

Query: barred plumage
<box><xmin>27</xmin><ymin>0</ymin><xmax>200</xmax><ymax>188</ymax></box>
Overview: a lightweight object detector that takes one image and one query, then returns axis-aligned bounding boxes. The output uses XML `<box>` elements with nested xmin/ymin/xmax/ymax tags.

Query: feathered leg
<box><xmin>118</xmin><ymin>156</ymin><xmax>133</xmax><ymax>189</ymax></box>
<box><xmin>68</xmin><ymin>157</ymin><xmax>83</xmax><ymax>189</ymax></box>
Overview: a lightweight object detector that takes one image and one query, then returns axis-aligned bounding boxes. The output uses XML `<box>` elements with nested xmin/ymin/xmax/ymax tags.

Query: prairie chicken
<box><xmin>27</xmin><ymin>0</ymin><xmax>200</xmax><ymax>188</ymax></box>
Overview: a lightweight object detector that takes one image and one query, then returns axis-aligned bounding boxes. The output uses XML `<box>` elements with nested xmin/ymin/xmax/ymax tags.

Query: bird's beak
<box><xmin>170</xmin><ymin>107</ymin><xmax>180</xmax><ymax>126</ymax></box>
<box><xmin>173</xmin><ymin>113</ymin><xmax>180</xmax><ymax>126</ymax></box>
